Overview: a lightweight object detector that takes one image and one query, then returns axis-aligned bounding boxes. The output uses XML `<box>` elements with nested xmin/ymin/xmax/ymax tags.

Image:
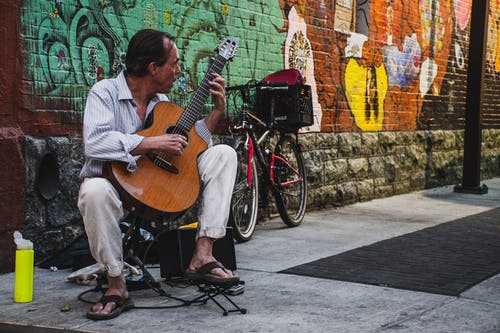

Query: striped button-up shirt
<box><xmin>80</xmin><ymin>71</ymin><xmax>212</xmax><ymax>179</ymax></box>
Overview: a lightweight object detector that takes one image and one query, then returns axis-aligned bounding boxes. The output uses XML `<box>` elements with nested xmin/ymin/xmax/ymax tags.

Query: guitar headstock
<box><xmin>216</xmin><ymin>37</ymin><xmax>239</xmax><ymax>61</ymax></box>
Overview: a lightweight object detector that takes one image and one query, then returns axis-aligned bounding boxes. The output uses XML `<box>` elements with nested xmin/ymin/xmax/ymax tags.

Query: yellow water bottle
<box><xmin>13</xmin><ymin>231</ymin><xmax>34</xmax><ymax>303</ymax></box>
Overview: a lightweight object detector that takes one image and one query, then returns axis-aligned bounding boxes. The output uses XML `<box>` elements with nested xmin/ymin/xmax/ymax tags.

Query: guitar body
<box><xmin>106</xmin><ymin>101</ymin><xmax>208</xmax><ymax>219</ymax></box>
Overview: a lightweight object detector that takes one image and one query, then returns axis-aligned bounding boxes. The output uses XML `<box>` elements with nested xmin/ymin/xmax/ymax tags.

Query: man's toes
<box><xmin>215</xmin><ymin>267</ymin><xmax>234</xmax><ymax>278</ymax></box>
<box><xmin>219</xmin><ymin>266</ymin><xmax>234</xmax><ymax>277</ymax></box>
<box><xmin>90</xmin><ymin>301</ymin><xmax>117</xmax><ymax>315</ymax></box>
<box><xmin>91</xmin><ymin>303</ymin><xmax>104</xmax><ymax>313</ymax></box>
<box><xmin>103</xmin><ymin>302</ymin><xmax>117</xmax><ymax>314</ymax></box>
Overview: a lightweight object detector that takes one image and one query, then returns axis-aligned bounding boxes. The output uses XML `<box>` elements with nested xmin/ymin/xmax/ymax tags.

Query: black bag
<box><xmin>38</xmin><ymin>234</ymin><xmax>96</xmax><ymax>271</ymax></box>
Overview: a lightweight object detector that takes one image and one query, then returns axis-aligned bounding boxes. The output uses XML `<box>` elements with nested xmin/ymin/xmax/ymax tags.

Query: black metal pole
<box><xmin>454</xmin><ymin>0</ymin><xmax>489</xmax><ymax>194</ymax></box>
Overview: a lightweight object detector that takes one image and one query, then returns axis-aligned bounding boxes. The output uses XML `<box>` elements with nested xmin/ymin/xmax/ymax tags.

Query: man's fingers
<box><xmin>168</xmin><ymin>134</ymin><xmax>188</xmax><ymax>145</ymax></box>
<box><xmin>179</xmin><ymin>137</ymin><xmax>188</xmax><ymax>147</ymax></box>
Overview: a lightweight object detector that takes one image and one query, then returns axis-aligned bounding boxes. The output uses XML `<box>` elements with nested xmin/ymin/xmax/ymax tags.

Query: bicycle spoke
<box><xmin>272</xmin><ymin>135</ymin><xmax>307</xmax><ymax>227</ymax></box>
<box><xmin>229</xmin><ymin>136</ymin><xmax>259</xmax><ymax>242</ymax></box>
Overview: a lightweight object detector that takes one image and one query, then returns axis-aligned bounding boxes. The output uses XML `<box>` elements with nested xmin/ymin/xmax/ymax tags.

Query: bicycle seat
<box><xmin>261</xmin><ymin>69</ymin><xmax>304</xmax><ymax>86</ymax></box>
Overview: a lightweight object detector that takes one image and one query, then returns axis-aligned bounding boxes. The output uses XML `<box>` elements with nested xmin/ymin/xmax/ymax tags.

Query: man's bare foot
<box><xmin>188</xmin><ymin>256</ymin><xmax>236</xmax><ymax>278</ymax></box>
<box><xmin>188</xmin><ymin>237</ymin><xmax>237</xmax><ymax>279</ymax></box>
<box><xmin>90</xmin><ymin>274</ymin><xmax>129</xmax><ymax>315</ymax></box>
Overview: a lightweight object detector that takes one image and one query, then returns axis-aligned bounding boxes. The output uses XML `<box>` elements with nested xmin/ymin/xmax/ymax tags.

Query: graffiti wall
<box><xmin>19</xmin><ymin>0</ymin><xmax>500</xmax><ymax>134</ymax></box>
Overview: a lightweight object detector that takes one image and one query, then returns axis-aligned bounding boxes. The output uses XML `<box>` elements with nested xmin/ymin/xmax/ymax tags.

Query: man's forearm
<box><xmin>204</xmin><ymin>108</ymin><xmax>225</xmax><ymax>133</ymax></box>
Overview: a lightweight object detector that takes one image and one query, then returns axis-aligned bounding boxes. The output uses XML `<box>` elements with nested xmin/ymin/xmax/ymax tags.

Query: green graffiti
<box><xmin>21</xmin><ymin>0</ymin><xmax>286</xmax><ymax>113</ymax></box>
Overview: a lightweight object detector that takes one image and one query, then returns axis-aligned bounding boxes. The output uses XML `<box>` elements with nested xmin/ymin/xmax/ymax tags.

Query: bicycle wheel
<box><xmin>229</xmin><ymin>136</ymin><xmax>259</xmax><ymax>242</ymax></box>
<box><xmin>272</xmin><ymin>135</ymin><xmax>307</xmax><ymax>227</ymax></box>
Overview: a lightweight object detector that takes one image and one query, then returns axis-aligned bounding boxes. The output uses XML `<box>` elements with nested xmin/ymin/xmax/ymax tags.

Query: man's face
<box><xmin>154</xmin><ymin>39</ymin><xmax>181</xmax><ymax>93</ymax></box>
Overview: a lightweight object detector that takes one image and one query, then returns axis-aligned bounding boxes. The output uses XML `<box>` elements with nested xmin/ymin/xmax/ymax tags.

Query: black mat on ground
<box><xmin>280</xmin><ymin>207</ymin><xmax>500</xmax><ymax>296</ymax></box>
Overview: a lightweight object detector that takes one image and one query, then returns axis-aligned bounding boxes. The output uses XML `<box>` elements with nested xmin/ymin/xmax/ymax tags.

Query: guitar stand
<box><xmin>187</xmin><ymin>280</ymin><xmax>247</xmax><ymax>316</ymax></box>
<box><xmin>121</xmin><ymin>218</ymin><xmax>168</xmax><ymax>296</ymax></box>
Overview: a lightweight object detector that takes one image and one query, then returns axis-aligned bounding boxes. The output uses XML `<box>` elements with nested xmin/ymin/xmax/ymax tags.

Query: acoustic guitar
<box><xmin>106</xmin><ymin>37</ymin><xmax>239</xmax><ymax>219</ymax></box>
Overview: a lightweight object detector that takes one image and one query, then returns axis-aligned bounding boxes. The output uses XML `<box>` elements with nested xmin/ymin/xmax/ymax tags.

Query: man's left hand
<box><xmin>208</xmin><ymin>73</ymin><xmax>226</xmax><ymax>114</ymax></box>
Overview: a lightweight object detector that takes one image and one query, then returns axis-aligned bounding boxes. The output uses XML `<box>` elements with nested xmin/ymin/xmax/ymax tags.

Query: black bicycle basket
<box><xmin>255</xmin><ymin>83</ymin><xmax>313</xmax><ymax>132</ymax></box>
<box><xmin>254</xmin><ymin>69</ymin><xmax>313</xmax><ymax>132</ymax></box>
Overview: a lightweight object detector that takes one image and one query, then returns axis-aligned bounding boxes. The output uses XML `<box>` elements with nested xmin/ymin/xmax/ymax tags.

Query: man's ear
<box><xmin>147</xmin><ymin>62</ymin><xmax>158</xmax><ymax>75</ymax></box>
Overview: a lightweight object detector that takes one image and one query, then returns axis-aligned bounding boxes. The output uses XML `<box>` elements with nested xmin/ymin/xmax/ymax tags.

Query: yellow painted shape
<box><xmin>344</xmin><ymin>59</ymin><xmax>388</xmax><ymax>131</ymax></box>
<box><xmin>164</xmin><ymin>10</ymin><xmax>171</xmax><ymax>25</ymax></box>
<box><xmin>496</xmin><ymin>22</ymin><xmax>500</xmax><ymax>72</ymax></box>
<box><xmin>221</xmin><ymin>2</ymin><xmax>229</xmax><ymax>16</ymax></box>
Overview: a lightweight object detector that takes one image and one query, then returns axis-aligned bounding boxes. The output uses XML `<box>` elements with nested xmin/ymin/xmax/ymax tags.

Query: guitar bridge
<box><xmin>147</xmin><ymin>153</ymin><xmax>179</xmax><ymax>174</ymax></box>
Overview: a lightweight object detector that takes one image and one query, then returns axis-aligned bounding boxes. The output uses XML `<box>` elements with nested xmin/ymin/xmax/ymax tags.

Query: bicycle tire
<box><xmin>229</xmin><ymin>136</ymin><xmax>259</xmax><ymax>242</ymax></box>
<box><xmin>272</xmin><ymin>135</ymin><xmax>307</xmax><ymax>227</ymax></box>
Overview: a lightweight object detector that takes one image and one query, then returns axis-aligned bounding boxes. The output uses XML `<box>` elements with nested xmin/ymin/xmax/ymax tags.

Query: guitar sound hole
<box><xmin>166</xmin><ymin>126</ymin><xmax>188</xmax><ymax>142</ymax></box>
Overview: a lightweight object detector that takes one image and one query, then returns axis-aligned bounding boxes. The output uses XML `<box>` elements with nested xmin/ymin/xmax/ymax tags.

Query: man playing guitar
<box><xmin>78</xmin><ymin>29</ymin><xmax>238</xmax><ymax>320</ymax></box>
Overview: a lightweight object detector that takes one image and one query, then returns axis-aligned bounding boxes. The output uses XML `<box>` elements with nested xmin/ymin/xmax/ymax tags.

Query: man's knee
<box><xmin>211</xmin><ymin>144</ymin><xmax>237</xmax><ymax>166</ymax></box>
<box><xmin>79</xmin><ymin>178</ymin><xmax>120</xmax><ymax>207</ymax></box>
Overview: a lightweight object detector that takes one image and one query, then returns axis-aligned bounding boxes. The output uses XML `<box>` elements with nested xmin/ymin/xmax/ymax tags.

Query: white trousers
<box><xmin>77</xmin><ymin>144</ymin><xmax>237</xmax><ymax>277</ymax></box>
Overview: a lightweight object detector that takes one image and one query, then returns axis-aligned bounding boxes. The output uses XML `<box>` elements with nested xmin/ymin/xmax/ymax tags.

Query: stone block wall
<box><xmin>20</xmin><ymin>129</ymin><xmax>500</xmax><ymax>263</ymax></box>
<box><xmin>23</xmin><ymin>136</ymin><xmax>83</xmax><ymax>260</ymax></box>
<box><xmin>303</xmin><ymin>129</ymin><xmax>500</xmax><ymax>209</ymax></box>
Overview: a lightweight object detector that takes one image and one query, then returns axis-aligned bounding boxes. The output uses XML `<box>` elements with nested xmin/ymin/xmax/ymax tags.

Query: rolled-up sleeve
<box><xmin>82</xmin><ymin>84</ymin><xmax>144</xmax><ymax>173</ymax></box>
<box><xmin>195</xmin><ymin>119</ymin><xmax>213</xmax><ymax>146</ymax></box>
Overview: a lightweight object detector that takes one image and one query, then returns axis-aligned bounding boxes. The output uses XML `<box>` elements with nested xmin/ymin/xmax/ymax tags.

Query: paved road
<box><xmin>1</xmin><ymin>178</ymin><xmax>499</xmax><ymax>332</ymax></box>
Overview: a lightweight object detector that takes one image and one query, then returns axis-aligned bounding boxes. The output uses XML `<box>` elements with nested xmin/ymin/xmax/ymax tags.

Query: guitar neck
<box><xmin>177</xmin><ymin>55</ymin><xmax>228</xmax><ymax>130</ymax></box>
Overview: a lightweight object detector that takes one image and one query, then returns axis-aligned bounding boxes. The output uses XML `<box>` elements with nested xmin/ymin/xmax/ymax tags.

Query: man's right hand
<box><xmin>132</xmin><ymin>134</ymin><xmax>188</xmax><ymax>156</ymax></box>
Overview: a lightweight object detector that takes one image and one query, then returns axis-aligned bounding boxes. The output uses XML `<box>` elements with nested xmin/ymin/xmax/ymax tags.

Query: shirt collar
<box><xmin>117</xmin><ymin>71</ymin><xmax>133</xmax><ymax>101</ymax></box>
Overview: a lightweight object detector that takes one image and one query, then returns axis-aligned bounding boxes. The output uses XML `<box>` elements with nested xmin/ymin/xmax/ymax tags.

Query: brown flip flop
<box><xmin>184</xmin><ymin>261</ymin><xmax>239</xmax><ymax>283</ymax></box>
<box><xmin>86</xmin><ymin>295</ymin><xmax>134</xmax><ymax>320</ymax></box>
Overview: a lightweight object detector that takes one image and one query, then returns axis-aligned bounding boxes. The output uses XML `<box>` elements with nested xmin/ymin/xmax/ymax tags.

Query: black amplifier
<box><xmin>158</xmin><ymin>227</ymin><xmax>236</xmax><ymax>279</ymax></box>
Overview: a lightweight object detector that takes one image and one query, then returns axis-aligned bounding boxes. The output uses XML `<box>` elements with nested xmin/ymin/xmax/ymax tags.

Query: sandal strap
<box><xmin>197</xmin><ymin>261</ymin><xmax>225</xmax><ymax>274</ymax></box>
<box><xmin>98</xmin><ymin>295</ymin><xmax>124</xmax><ymax>307</ymax></box>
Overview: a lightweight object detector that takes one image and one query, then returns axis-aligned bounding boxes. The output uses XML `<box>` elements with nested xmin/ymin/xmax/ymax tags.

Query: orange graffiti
<box><xmin>277</xmin><ymin>0</ymin><xmax>456</xmax><ymax>131</ymax></box>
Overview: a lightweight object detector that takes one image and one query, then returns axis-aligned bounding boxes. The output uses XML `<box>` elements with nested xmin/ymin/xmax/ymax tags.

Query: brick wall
<box><xmin>0</xmin><ymin>129</ymin><xmax>25</xmax><ymax>273</ymax></box>
<box><xmin>16</xmin><ymin>1</ymin><xmax>500</xmax><ymax>133</ymax></box>
<box><xmin>0</xmin><ymin>1</ymin><xmax>23</xmax><ymax>273</ymax></box>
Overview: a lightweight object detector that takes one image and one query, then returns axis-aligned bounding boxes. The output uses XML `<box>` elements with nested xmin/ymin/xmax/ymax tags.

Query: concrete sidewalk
<box><xmin>1</xmin><ymin>178</ymin><xmax>500</xmax><ymax>332</ymax></box>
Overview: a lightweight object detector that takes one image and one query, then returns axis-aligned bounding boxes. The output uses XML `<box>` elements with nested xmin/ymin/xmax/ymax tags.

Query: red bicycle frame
<box><xmin>244</xmin><ymin>133</ymin><xmax>303</xmax><ymax>189</ymax></box>
<box><xmin>245</xmin><ymin>133</ymin><xmax>255</xmax><ymax>187</ymax></box>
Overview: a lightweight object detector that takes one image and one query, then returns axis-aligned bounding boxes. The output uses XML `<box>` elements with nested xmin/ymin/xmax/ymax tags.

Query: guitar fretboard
<box><xmin>174</xmin><ymin>55</ymin><xmax>227</xmax><ymax>133</ymax></box>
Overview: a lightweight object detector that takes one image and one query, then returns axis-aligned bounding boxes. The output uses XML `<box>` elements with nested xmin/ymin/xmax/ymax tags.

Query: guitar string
<box><xmin>173</xmin><ymin>56</ymin><xmax>225</xmax><ymax>134</ymax></box>
<box><xmin>155</xmin><ymin>55</ymin><xmax>227</xmax><ymax>161</ymax></box>
<box><xmin>175</xmin><ymin>57</ymin><xmax>226</xmax><ymax>132</ymax></box>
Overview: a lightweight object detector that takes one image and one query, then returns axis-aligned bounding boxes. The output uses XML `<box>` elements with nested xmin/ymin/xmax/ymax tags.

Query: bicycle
<box><xmin>226</xmin><ymin>76</ymin><xmax>312</xmax><ymax>242</ymax></box>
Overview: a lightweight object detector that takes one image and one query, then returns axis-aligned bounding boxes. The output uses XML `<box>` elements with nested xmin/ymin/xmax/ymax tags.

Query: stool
<box><xmin>188</xmin><ymin>281</ymin><xmax>247</xmax><ymax>316</ymax></box>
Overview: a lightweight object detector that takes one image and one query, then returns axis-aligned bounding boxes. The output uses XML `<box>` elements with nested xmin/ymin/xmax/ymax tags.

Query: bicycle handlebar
<box><xmin>226</xmin><ymin>81</ymin><xmax>289</xmax><ymax>91</ymax></box>
<box><xmin>259</xmin><ymin>85</ymin><xmax>289</xmax><ymax>91</ymax></box>
<box><xmin>226</xmin><ymin>83</ymin><xmax>258</xmax><ymax>91</ymax></box>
